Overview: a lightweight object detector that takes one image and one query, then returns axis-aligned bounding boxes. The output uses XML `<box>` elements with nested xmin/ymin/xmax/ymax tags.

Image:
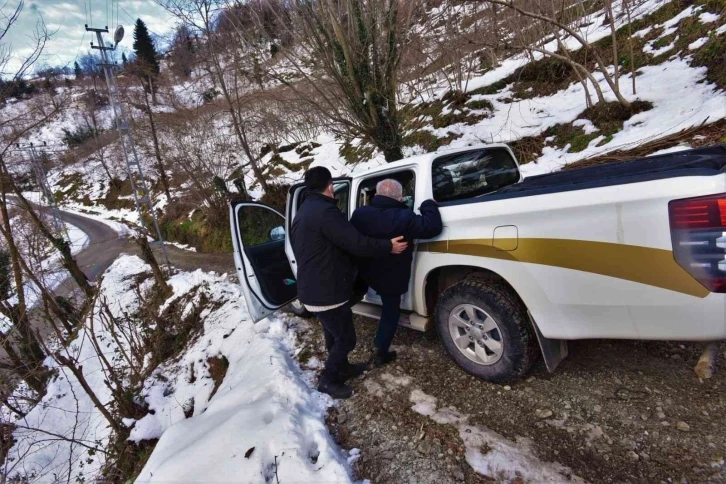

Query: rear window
<box><xmin>432</xmin><ymin>148</ymin><xmax>519</xmax><ymax>202</ymax></box>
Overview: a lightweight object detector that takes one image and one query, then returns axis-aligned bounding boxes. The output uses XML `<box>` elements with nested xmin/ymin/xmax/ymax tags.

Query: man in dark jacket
<box><xmin>291</xmin><ymin>167</ymin><xmax>408</xmax><ymax>399</ymax></box>
<box><xmin>351</xmin><ymin>179</ymin><xmax>443</xmax><ymax>366</ymax></box>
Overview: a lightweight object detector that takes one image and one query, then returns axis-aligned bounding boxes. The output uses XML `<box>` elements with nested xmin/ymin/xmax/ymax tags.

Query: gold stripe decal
<box><xmin>423</xmin><ymin>238</ymin><xmax>709</xmax><ymax>298</ymax></box>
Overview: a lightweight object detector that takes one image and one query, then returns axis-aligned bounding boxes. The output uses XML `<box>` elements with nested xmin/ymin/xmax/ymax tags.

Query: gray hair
<box><xmin>376</xmin><ymin>179</ymin><xmax>403</xmax><ymax>200</ymax></box>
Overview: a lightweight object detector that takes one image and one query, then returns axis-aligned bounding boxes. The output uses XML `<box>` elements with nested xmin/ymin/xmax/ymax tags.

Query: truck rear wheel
<box><xmin>435</xmin><ymin>278</ymin><xmax>538</xmax><ymax>383</ymax></box>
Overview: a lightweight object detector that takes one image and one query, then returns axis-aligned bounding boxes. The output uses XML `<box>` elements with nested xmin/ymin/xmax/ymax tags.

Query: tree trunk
<box><xmin>623</xmin><ymin>0</ymin><xmax>637</xmax><ymax>95</ymax></box>
<box><xmin>54</xmin><ymin>352</ymin><xmax>120</xmax><ymax>432</ymax></box>
<box><xmin>605</xmin><ymin>0</ymin><xmax>619</xmax><ymax>87</ymax></box>
<box><xmin>142</xmin><ymin>88</ymin><xmax>173</xmax><ymax>201</ymax></box>
<box><xmin>135</xmin><ymin>237</ymin><xmax>171</xmax><ymax>297</ymax></box>
<box><xmin>0</xmin><ymin>164</ymin><xmax>94</xmax><ymax>298</ymax></box>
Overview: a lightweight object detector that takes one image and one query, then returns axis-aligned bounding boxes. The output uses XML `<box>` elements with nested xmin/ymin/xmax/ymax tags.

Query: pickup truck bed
<box><xmin>444</xmin><ymin>144</ymin><xmax>726</xmax><ymax>206</ymax></box>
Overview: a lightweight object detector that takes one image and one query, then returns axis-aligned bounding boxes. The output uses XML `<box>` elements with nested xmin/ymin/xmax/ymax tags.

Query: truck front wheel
<box><xmin>435</xmin><ymin>278</ymin><xmax>538</xmax><ymax>382</ymax></box>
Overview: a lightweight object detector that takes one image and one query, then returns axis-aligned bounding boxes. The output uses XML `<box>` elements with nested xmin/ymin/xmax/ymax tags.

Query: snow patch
<box><xmin>572</xmin><ymin>119</ymin><xmax>600</xmax><ymax>135</ymax></box>
<box><xmin>409</xmin><ymin>389</ymin><xmax>585</xmax><ymax>482</ymax></box>
<box><xmin>698</xmin><ymin>12</ymin><xmax>720</xmax><ymax>24</ymax></box>
<box><xmin>647</xmin><ymin>144</ymin><xmax>693</xmax><ymax>156</ymax></box>
<box><xmin>688</xmin><ymin>36</ymin><xmax>710</xmax><ymax>50</ymax></box>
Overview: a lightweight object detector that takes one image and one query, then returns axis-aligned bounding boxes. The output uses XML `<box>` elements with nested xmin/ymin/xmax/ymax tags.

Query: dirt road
<box><xmin>293</xmin><ymin>314</ymin><xmax>726</xmax><ymax>484</ymax></box>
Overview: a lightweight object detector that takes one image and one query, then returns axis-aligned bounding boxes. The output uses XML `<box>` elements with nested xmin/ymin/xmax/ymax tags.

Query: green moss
<box><xmin>467</xmin><ymin>99</ymin><xmax>494</xmax><ymax>111</ymax></box>
<box><xmin>339</xmin><ymin>140</ymin><xmax>375</xmax><ymax>165</ymax></box>
<box><xmin>651</xmin><ymin>32</ymin><xmax>677</xmax><ymax>50</ymax></box>
<box><xmin>547</xmin><ymin>101</ymin><xmax>654</xmax><ymax>153</ymax></box>
<box><xmin>160</xmin><ymin>217</ymin><xmax>233</xmax><ymax>253</ymax></box>
<box><xmin>403</xmin><ymin>130</ymin><xmax>461</xmax><ymax>152</ymax></box>
<box><xmin>266</xmin><ymin>153</ymin><xmax>313</xmax><ymax>174</ymax></box>
<box><xmin>597</xmin><ymin>134</ymin><xmax>614</xmax><ymax>147</ymax></box>
<box><xmin>53</xmin><ymin>173</ymin><xmax>86</xmax><ymax>203</ymax></box>
<box><xmin>693</xmin><ymin>33</ymin><xmax>726</xmax><ymax>89</ymax></box>
<box><xmin>468</xmin><ymin>80</ymin><xmax>507</xmax><ymax>96</ymax></box>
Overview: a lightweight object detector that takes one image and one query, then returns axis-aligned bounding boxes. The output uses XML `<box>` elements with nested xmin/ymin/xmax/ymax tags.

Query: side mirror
<box><xmin>269</xmin><ymin>225</ymin><xmax>285</xmax><ymax>241</ymax></box>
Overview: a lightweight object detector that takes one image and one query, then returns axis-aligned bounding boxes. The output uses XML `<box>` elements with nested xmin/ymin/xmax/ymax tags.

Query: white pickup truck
<box><xmin>230</xmin><ymin>144</ymin><xmax>726</xmax><ymax>382</ymax></box>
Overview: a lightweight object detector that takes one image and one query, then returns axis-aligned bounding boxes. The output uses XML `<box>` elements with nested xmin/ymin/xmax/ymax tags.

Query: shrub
<box><xmin>61</xmin><ymin>125</ymin><xmax>99</xmax><ymax>148</ymax></box>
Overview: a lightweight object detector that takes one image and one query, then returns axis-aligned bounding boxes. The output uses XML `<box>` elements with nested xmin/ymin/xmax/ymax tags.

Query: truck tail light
<box><xmin>669</xmin><ymin>193</ymin><xmax>726</xmax><ymax>293</ymax></box>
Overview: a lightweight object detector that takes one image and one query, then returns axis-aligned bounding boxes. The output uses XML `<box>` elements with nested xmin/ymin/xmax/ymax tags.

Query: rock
<box><xmin>620</xmin><ymin>438</ymin><xmax>636</xmax><ymax>450</ymax></box>
<box><xmin>676</xmin><ymin>421</ymin><xmax>691</xmax><ymax>432</ymax></box>
<box><xmin>452</xmin><ymin>467</ymin><xmax>465</xmax><ymax>481</ymax></box>
<box><xmin>594</xmin><ymin>405</ymin><xmax>602</xmax><ymax>413</ymax></box>
<box><xmin>417</xmin><ymin>441</ymin><xmax>433</xmax><ymax>454</ymax></box>
<box><xmin>535</xmin><ymin>409</ymin><xmax>554</xmax><ymax>419</ymax></box>
<box><xmin>627</xmin><ymin>450</ymin><xmax>640</xmax><ymax>461</ymax></box>
<box><xmin>657</xmin><ymin>412</ymin><xmax>666</xmax><ymax>419</ymax></box>
<box><xmin>337</xmin><ymin>427</ymin><xmax>350</xmax><ymax>443</ymax></box>
<box><xmin>337</xmin><ymin>412</ymin><xmax>348</xmax><ymax>425</ymax></box>
<box><xmin>381</xmin><ymin>451</ymin><xmax>395</xmax><ymax>460</ymax></box>
<box><xmin>503</xmin><ymin>385</ymin><xmax>512</xmax><ymax>391</ymax></box>
<box><xmin>695</xmin><ymin>343</ymin><xmax>719</xmax><ymax>379</ymax></box>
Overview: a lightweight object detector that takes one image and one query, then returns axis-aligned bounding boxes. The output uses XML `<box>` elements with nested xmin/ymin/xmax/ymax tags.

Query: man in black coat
<box><xmin>291</xmin><ymin>167</ymin><xmax>408</xmax><ymax>399</ymax></box>
<box><xmin>351</xmin><ymin>179</ymin><xmax>443</xmax><ymax>366</ymax></box>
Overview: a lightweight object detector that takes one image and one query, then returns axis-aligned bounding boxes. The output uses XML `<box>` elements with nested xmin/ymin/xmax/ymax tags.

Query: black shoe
<box><xmin>318</xmin><ymin>375</ymin><xmax>354</xmax><ymax>399</ymax></box>
<box><xmin>373</xmin><ymin>350</ymin><xmax>397</xmax><ymax>367</ymax></box>
<box><xmin>340</xmin><ymin>362</ymin><xmax>367</xmax><ymax>382</ymax></box>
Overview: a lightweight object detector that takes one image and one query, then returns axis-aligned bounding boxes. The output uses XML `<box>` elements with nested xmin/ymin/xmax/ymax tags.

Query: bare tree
<box><xmin>239</xmin><ymin>0</ymin><xmax>420</xmax><ymax>162</ymax></box>
<box><xmin>477</xmin><ymin>0</ymin><xmax>632</xmax><ymax>108</ymax></box>
<box><xmin>157</xmin><ymin>0</ymin><xmax>272</xmax><ymax>193</ymax></box>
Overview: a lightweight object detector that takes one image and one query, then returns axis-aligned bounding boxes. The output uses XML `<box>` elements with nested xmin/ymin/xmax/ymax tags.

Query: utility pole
<box><xmin>86</xmin><ymin>24</ymin><xmax>169</xmax><ymax>265</ymax></box>
<box><xmin>17</xmin><ymin>142</ymin><xmax>68</xmax><ymax>241</ymax></box>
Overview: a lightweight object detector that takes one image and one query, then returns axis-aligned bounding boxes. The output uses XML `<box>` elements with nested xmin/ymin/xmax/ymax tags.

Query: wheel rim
<box><xmin>292</xmin><ymin>299</ymin><xmax>304</xmax><ymax>310</ymax></box>
<box><xmin>448</xmin><ymin>303</ymin><xmax>504</xmax><ymax>366</ymax></box>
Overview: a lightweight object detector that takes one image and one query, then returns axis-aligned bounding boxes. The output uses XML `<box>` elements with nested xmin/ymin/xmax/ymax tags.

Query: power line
<box><xmin>85</xmin><ymin>24</ymin><xmax>170</xmax><ymax>266</ymax></box>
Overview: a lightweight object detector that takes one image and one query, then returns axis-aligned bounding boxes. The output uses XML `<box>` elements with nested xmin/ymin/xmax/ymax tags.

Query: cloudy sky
<box><xmin>3</xmin><ymin>0</ymin><xmax>177</xmax><ymax>75</ymax></box>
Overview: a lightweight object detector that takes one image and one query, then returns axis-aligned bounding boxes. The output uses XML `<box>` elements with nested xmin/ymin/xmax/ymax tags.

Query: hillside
<box><xmin>2</xmin><ymin>0</ymin><xmax>723</xmax><ymax>254</ymax></box>
<box><xmin>1</xmin><ymin>0</ymin><xmax>726</xmax><ymax>482</ymax></box>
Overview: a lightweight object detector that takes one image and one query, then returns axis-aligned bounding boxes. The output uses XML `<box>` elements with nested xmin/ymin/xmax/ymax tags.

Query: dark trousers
<box><xmin>375</xmin><ymin>294</ymin><xmax>401</xmax><ymax>354</ymax></box>
<box><xmin>317</xmin><ymin>303</ymin><xmax>356</xmax><ymax>381</ymax></box>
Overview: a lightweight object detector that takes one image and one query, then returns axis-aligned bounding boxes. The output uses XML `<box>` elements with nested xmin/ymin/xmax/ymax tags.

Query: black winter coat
<box><xmin>351</xmin><ymin>196</ymin><xmax>443</xmax><ymax>296</ymax></box>
<box><xmin>290</xmin><ymin>192</ymin><xmax>392</xmax><ymax>307</ymax></box>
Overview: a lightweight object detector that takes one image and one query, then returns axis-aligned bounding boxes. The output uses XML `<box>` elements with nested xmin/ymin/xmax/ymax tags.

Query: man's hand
<box><xmin>390</xmin><ymin>236</ymin><xmax>408</xmax><ymax>254</ymax></box>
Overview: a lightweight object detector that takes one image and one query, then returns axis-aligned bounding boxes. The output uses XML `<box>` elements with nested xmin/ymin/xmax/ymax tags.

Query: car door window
<box><xmin>357</xmin><ymin>170</ymin><xmax>416</xmax><ymax>209</ymax></box>
<box><xmin>432</xmin><ymin>148</ymin><xmax>519</xmax><ymax>202</ymax></box>
<box><xmin>237</xmin><ymin>205</ymin><xmax>296</xmax><ymax>306</ymax></box>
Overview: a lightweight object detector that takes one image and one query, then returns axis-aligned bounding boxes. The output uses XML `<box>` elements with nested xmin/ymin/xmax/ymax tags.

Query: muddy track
<box><xmin>293</xmin><ymin>314</ymin><xmax>726</xmax><ymax>483</ymax></box>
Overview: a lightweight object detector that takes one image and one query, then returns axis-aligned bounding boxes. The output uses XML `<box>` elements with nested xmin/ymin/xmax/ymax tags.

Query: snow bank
<box><xmin>5</xmin><ymin>256</ymin><xmax>354</xmax><ymax>483</ymax></box>
<box><xmin>439</xmin><ymin>55</ymin><xmax>725</xmax><ymax>177</ymax></box>
<box><xmin>135</xmin><ymin>280</ymin><xmax>353</xmax><ymax>483</ymax></box>
<box><xmin>5</xmin><ymin>256</ymin><xmax>151</xmax><ymax>481</ymax></box>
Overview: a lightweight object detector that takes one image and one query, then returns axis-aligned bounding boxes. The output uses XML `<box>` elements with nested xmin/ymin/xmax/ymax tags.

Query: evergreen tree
<box><xmin>132</xmin><ymin>18</ymin><xmax>160</xmax><ymax>77</ymax></box>
<box><xmin>73</xmin><ymin>61</ymin><xmax>83</xmax><ymax>80</ymax></box>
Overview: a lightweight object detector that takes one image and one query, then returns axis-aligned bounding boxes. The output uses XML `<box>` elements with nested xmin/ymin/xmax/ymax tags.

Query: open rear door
<box><xmin>230</xmin><ymin>201</ymin><xmax>297</xmax><ymax>322</ymax></box>
<box><xmin>284</xmin><ymin>177</ymin><xmax>352</xmax><ymax>278</ymax></box>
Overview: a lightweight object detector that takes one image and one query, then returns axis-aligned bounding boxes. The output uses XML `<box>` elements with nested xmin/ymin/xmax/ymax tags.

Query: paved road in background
<box><xmin>0</xmin><ymin>203</ymin><xmax>234</xmax><ymax>393</ymax></box>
